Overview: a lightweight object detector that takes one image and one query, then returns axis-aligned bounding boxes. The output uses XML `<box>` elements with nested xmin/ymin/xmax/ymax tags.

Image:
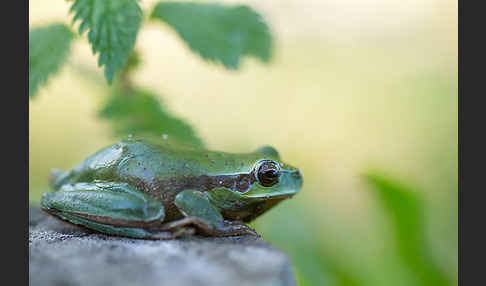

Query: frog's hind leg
<box><xmin>41</xmin><ymin>181</ymin><xmax>173</xmax><ymax>239</ymax></box>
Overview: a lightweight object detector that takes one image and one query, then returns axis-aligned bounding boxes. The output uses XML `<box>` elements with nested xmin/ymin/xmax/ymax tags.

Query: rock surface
<box><xmin>29</xmin><ymin>206</ymin><xmax>297</xmax><ymax>286</ymax></box>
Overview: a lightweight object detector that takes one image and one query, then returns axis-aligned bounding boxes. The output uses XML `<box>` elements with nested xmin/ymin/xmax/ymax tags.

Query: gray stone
<box><xmin>29</xmin><ymin>206</ymin><xmax>297</xmax><ymax>286</ymax></box>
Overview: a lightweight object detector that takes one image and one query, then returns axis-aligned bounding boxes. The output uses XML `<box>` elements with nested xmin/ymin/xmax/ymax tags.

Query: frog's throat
<box><xmin>152</xmin><ymin>172</ymin><xmax>257</xmax><ymax>194</ymax></box>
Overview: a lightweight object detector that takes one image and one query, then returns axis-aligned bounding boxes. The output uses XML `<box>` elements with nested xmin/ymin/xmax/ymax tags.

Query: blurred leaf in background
<box><xmin>99</xmin><ymin>87</ymin><xmax>204</xmax><ymax>147</ymax></box>
<box><xmin>364</xmin><ymin>172</ymin><xmax>452</xmax><ymax>286</ymax></box>
<box><xmin>151</xmin><ymin>2</ymin><xmax>272</xmax><ymax>69</ymax></box>
<box><xmin>256</xmin><ymin>171</ymin><xmax>456</xmax><ymax>286</ymax></box>
<box><xmin>29</xmin><ymin>24</ymin><xmax>74</xmax><ymax>98</ymax></box>
<box><xmin>69</xmin><ymin>0</ymin><xmax>142</xmax><ymax>83</ymax></box>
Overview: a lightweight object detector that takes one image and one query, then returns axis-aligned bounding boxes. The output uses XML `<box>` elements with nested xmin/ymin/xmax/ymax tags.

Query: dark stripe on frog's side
<box><xmin>135</xmin><ymin>172</ymin><xmax>287</xmax><ymax>223</ymax></box>
<box><xmin>134</xmin><ymin>172</ymin><xmax>257</xmax><ymax>222</ymax></box>
<box><xmin>51</xmin><ymin>168</ymin><xmax>280</xmax><ymax>223</ymax></box>
<box><xmin>154</xmin><ymin>173</ymin><xmax>257</xmax><ymax>194</ymax></box>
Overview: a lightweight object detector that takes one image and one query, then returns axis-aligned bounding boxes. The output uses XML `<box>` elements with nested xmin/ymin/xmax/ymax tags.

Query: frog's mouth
<box><xmin>243</xmin><ymin>190</ymin><xmax>297</xmax><ymax>199</ymax></box>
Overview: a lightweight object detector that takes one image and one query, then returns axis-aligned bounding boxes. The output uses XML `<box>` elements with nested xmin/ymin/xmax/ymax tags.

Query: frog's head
<box><xmin>242</xmin><ymin>145</ymin><xmax>303</xmax><ymax>200</ymax></box>
<box><xmin>169</xmin><ymin>142</ymin><xmax>303</xmax><ymax>197</ymax></box>
<box><xmin>206</xmin><ymin>145</ymin><xmax>303</xmax><ymax>222</ymax></box>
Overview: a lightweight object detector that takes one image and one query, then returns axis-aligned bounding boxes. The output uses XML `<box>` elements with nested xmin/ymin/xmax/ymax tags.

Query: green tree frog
<box><xmin>41</xmin><ymin>138</ymin><xmax>303</xmax><ymax>239</ymax></box>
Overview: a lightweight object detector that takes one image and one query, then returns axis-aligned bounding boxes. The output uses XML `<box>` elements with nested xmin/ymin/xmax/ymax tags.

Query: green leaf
<box><xmin>99</xmin><ymin>88</ymin><xmax>204</xmax><ymax>147</ymax></box>
<box><xmin>69</xmin><ymin>0</ymin><xmax>142</xmax><ymax>83</ymax></box>
<box><xmin>364</xmin><ymin>172</ymin><xmax>452</xmax><ymax>286</ymax></box>
<box><xmin>29</xmin><ymin>24</ymin><xmax>74</xmax><ymax>98</ymax></box>
<box><xmin>151</xmin><ymin>2</ymin><xmax>272</xmax><ymax>69</ymax></box>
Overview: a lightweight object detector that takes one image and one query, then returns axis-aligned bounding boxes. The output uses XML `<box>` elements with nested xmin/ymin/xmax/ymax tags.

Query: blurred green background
<box><xmin>29</xmin><ymin>0</ymin><xmax>457</xmax><ymax>285</ymax></box>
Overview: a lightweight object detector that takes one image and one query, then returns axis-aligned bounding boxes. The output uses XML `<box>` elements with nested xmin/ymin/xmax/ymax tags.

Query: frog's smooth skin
<box><xmin>41</xmin><ymin>139</ymin><xmax>303</xmax><ymax>239</ymax></box>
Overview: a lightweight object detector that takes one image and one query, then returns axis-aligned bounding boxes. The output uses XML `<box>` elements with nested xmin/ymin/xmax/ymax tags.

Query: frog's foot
<box><xmin>157</xmin><ymin>217</ymin><xmax>258</xmax><ymax>237</ymax></box>
<box><xmin>41</xmin><ymin>181</ymin><xmax>166</xmax><ymax>239</ymax></box>
<box><xmin>147</xmin><ymin>226</ymin><xmax>196</xmax><ymax>239</ymax></box>
<box><xmin>220</xmin><ymin>220</ymin><xmax>259</xmax><ymax>237</ymax></box>
<box><xmin>173</xmin><ymin>190</ymin><xmax>259</xmax><ymax>237</ymax></box>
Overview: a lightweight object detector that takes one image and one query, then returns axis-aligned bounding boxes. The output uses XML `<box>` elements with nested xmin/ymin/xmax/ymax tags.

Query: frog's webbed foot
<box><xmin>154</xmin><ymin>216</ymin><xmax>257</xmax><ymax>237</ymax></box>
<box><xmin>221</xmin><ymin>220</ymin><xmax>259</xmax><ymax>236</ymax></box>
<box><xmin>171</xmin><ymin>190</ymin><xmax>259</xmax><ymax>237</ymax></box>
<box><xmin>145</xmin><ymin>227</ymin><xmax>196</xmax><ymax>240</ymax></box>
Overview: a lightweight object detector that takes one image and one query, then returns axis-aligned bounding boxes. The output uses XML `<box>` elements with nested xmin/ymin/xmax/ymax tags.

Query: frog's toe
<box><xmin>147</xmin><ymin>227</ymin><xmax>195</xmax><ymax>240</ymax></box>
<box><xmin>146</xmin><ymin>231</ymin><xmax>174</xmax><ymax>240</ymax></box>
<box><xmin>172</xmin><ymin>226</ymin><xmax>196</xmax><ymax>238</ymax></box>
<box><xmin>216</xmin><ymin>220</ymin><xmax>259</xmax><ymax>237</ymax></box>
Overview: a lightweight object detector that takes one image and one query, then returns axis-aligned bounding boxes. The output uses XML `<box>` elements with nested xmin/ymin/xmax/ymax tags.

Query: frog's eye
<box><xmin>255</xmin><ymin>160</ymin><xmax>280</xmax><ymax>187</ymax></box>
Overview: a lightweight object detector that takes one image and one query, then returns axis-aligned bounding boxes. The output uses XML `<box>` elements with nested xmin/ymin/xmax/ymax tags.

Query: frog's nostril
<box><xmin>292</xmin><ymin>169</ymin><xmax>303</xmax><ymax>189</ymax></box>
<box><xmin>293</xmin><ymin>169</ymin><xmax>302</xmax><ymax>179</ymax></box>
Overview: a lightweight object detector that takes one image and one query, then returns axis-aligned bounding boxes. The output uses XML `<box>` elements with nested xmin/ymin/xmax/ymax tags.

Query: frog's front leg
<box><xmin>169</xmin><ymin>190</ymin><xmax>258</xmax><ymax>237</ymax></box>
<box><xmin>40</xmin><ymin>181</ymin><xmax>174</xmax><ymax>239</ymax></box>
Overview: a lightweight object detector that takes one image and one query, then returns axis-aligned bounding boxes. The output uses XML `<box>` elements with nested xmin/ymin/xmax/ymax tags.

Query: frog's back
<box><xmin>111</xmin><ymin>139</ymin><xmax>212</xmax><ymax>184</ymax></box>
<box><xmin>51</xmin><ymin>140</ymin><xmax>203</xmax><ymax>187</ymax></box>
<box><xmin>52</xmin><ymin>139</ymin><xmax>266</xmax><ymax>189</ymax></box>
<box><xmin>106</xmin><ymin>139</ymin><xmax>261</xmax><ymax>183</ymax></box>
<box><xmin>48</xmin><ymin>140</ymin><xmax>210</xmax><ymax>220</ymax></box>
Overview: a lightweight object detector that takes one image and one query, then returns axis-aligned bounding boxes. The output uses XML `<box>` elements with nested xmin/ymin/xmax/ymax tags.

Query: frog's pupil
<box><xmin>265</xmin><ymin>170</ymin><xmax>278</xmax><ymax>177</ymax></box>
